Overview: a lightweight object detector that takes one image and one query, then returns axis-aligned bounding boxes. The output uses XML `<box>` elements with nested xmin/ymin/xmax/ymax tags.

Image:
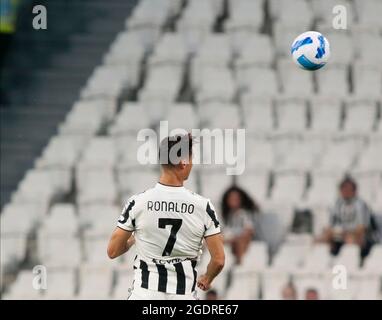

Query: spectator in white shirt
<box><xmin>221</xmin><ymin>186</ymin><xmax>259</xmax><ymax>264</ymax></box>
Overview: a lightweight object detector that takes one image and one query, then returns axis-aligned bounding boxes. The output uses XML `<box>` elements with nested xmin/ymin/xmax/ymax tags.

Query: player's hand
<box><xmin>197</xmin><ymin>274</ymin><xmax>211</xmax><ymax>291</ymax></box>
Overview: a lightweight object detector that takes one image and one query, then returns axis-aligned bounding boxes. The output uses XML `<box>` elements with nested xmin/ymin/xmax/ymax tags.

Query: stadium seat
<box><xmin>77</xmin><ymin>264</ymin><xmax>114</xmax><ymax>299</ymax></box>
<box><xmin>236</xmin><ymin>171</ymin><xmax>270</xmax><ymax>203</ymax></box>
<box><xmin>316</xmin><ymin>137</ymin><xmax>364</xmax><ymax>173</ymax></box>
<box><xmin>43</xmin><ymin>269</ymin><xmax>77</xmax><ymax>299</ymax></box>
<box><xmin>317</xmin><ymin>65</ymin><xmax>349</xmax><ymax>97</ymax></box>
<box><xmin>275</xmin><ymin>97</ymin><xmax>307</xmax><ymax>132</ymax></box>
<box><xmin>39</xmin><ymin>204</ymin><xmax>78</xmax><ymax>237</ymax></box>
<box><xmin>277</xmin><ymin>139</ymin><xmax>322</xmax><ymax>172</ymax></box>
<box><xmin>355</xmin><ymin>140</ymin><xmax>382</xmax><ymax>172</ymax></box>
<box><xmin>323</xmin><ymin>32</ymin><xmax>354</xmax><ymax>66</ymax></box>
<box><xmin>198</xmin><ymin>102</ymin><xmax>241</xmax><ymax>129</ymax></box>
<box><xmin>240</xmin><ymin>241</ymin><xmax>269</xmax><ymax>272</ymax></box>
<box><xmin>177</xmin><ymin>0</ymin><xmax>219</xmax><ymax>53</ymax></box>
<box><xmin>332</xmin><ymin>244</ymin><xmax>361</xmax><ymax>272</ymax></box>
<box><xmin>191</xmin><ymin>35</ymin><xmax>232</xmax><ymax>79</ymax></box>
<box><xmin>139</xmin><ymin>65</ymin><xmax>183</xmax><ymax>110</ymax></box>
<box><xmin>273</xmin><ymin>23</ymin><xmax>301</xmax><ymax>56</ymax></box>
<box><xmin>234</xmin><ymin>34</ymin><xmax>273</xmax><ymax>68</ymax></box>
<box><xmin>199</xmin><ymin>171</ymin><xmax>234</xmax><ymax>208</ymax></box>
<box><xmin>59</xmin><ymin>100</ymin><xmax>111</xmax><ymax>136</ymax></box>
<box><xmin>236</xmin><ymin>67</ymin><xmax>278</xmax><ymax>96</ymax></box>
<box><xmin>76</xmin><ymin>137</ymin><xmax>116</xmax><ymax>174</ymax></box>
<box><xmin>354</xmin><ymin>33</ymin><xmax>382</xmax><ymax>66</ymax></box>
<box><xmin>241</xmin><ymin>96</ymin><xmax>274</xmax><ymax>133</ymax></box>
<box><xmin>112</xmin><ymin>268</ymin><xmax>135</xmax><ymax>300</ymax></box>
<box><xmin>261</xmin><ymin>270</ymin><xmax>290</xmax><ymax>300</ymax></box>
<box><xmin>270</xmin><ymin>172</ymin><xmax>307</xmax><ymax>205</ymax></box>
<box><xmin>12</xmin><ymin>169</ymin><xmax>64</xmax><ymax>208</ymax></box>
<box><xmin>352</xmin><ymin>62</ymin><xmax>382</xmax><ymax>99</ymax></box>
<box><xmin>116</xmin><ymin>135</ymin><xmax>158</xmax><ymax>171</ymax></box>
<box><xmin>194</xmin><ymin>68</ymin><xmax>236</xmax><ymax>104</ymax></box>
<box><xmin>278</xmin><ymin>59</ymin><xmax>314</xmax><ymax>96</ymax></box>
<box><xmin>78</xmin><ymin>204</ymin><xmax>120</xmax><ymax>230</ymax></box>
<box><xmin>109</xmin><ymin>102</ymin><xmax>151</xmax><ymax>136</ymax></box>
<box><xmin>36</xmin><ymin>135</ymin><xmax>88</xmax><ymax>170</ymax></box>
<box><xmin>293</xmin><ymin>272</ymin><xmax>327</xmax><ymax>300</ymax></box>
<box><xmin>103</xmin><ymin>31</ymin><xmax>146</xmax><ymax>88</ymax></box>
<box><xmin>354</xmin><ymin>275</ymin><xmax>381</xmax><ymax>300</ymax></box>
<box><xmin>81</xmin><ymin>65</ymin><xmax>130</xmax><ymax>100</ymax></box>
<box><xmin>305</xmin><ymin>172</ymin><xmax>339</xmax><ymax>207</ymax></box>
<box><xmin>271</xmin><ymin>243</ymin><xmax>310</xmax><ymax>272</ymax></box>
<box><xmin>310</xmin><ymin>96</ymin><xmax>343</xmax><ymax>133</ymax></box>
<box><xmin>225</xmin><ymin>269</ymin><xmax>260</xmax><ymax>299</ymax></box>
<box><xmin>117</xmin><ymin>170</ymin><xmax>158</xmax><ymax>199</ymax></box>
<box><xmin>76</xmin><ymin>170</ymin><xmax>118</xmax><ymax>205</ymax></box>
<box><xmin>148</xmin><ymin>33</ymin><xmax>189</xmax><ymax>67</ymax></box>
<box><xmin>167</xmin><ymin>103</ymin><xmax>199</xmax><ymax>132</ymax></box>
<box><xmin>362</xmin><ymin>244</ymin><xmax>382</xmax><ymax>273</ymax></box>
<box><xmin>354</xmin><ymin>0</ymin><xmax>382</xmax><ymax>31</ymax></box>
<box><xmin>270</xmin><ymin>0</ymin><xmax>313</xmax><ymax>30</ymax></box>
<box><xmin>302</xmin><ymin>243</ymin><xmax>331</xmax><ymax>272</ymax></box>
<box><xmin>225</xmin><ymin>0</ymin><xmax>265</xmax><ymax>52</ymax></box>
<box><xmin>0</xmin><ymin>237</ymin><xmax>28</xmax><ymax>274</ymax></box>
<box><xmin>37</xmin><ymin>235</ymin><xmax>82</xmax><ymax>268</ymax></box>
<box><xmin>311</xmin><ymin>0</ymin><xmax>354</xmax><ymax>25</ymax></box>
<box><xmin>4</xmin><ymin>270</ymin><xmax>43</xmax><ymax>300</ymax></box>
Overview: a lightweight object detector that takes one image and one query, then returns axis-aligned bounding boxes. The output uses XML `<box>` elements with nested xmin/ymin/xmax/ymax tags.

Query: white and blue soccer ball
<box><xmin>291</xmin><ymin>31</ymin><xmax>330</xmax><ymax>70</ymax></box>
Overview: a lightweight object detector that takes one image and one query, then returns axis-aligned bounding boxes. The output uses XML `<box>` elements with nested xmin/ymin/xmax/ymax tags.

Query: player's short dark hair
<box><xmin>158</xmin><ymin>133</ymin><xmax>193</xmax><ymax>167</ymax></box>
<box><xmin>339</xmin><ymin>176</ymin><xmax>357</xmax><ymax>191</ymax></box>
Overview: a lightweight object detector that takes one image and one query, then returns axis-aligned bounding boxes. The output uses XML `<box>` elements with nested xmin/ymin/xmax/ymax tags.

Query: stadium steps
<box><xmin>0</xmin><ymin>0</ymin><xmax>138</xmax><ymax>209</ymax></box>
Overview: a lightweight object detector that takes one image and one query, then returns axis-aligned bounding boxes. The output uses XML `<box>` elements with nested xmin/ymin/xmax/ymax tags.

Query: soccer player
<box><xmin>107</xmin><ymin>134</ymin><xmax>225</xmax><ymax>300</ymax></box>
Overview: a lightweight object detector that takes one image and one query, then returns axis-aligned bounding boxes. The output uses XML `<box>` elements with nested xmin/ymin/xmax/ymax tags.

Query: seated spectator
<box><xmin>281</xmin><ymin>282</ymin><xmax>297</xmax><ymax>300</ymax></box>
<box><xmin>318</xmin><ymin>176</ymin><xmax>373</xmax><ymax>257</ymax></box>
<box><xmin>221</xmin><ymin>186</ymin><xmax>259</xmax><ymax>264</ymax></box>
<box><xmin>305</xmin><ymin>288</ymin><xmax>319</xmax><ymax>300</ymax></box>
<box><xmin>205</xmin><ymin>289</ymin><xmax>218</xmax><ymax>300</ymax></box>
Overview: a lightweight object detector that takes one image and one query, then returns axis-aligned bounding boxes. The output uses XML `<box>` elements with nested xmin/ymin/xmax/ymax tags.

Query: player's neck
<box><xmin>159</xmin><ymin>171</ymin><xmax>184</xmax><ymax>187</ymax></box>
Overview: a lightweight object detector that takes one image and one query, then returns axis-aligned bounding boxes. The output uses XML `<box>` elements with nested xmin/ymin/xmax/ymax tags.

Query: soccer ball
<box><xmin>291</xmin><ymin>31</ymin><xmax>330</xmax><ymax>70</ymax></box>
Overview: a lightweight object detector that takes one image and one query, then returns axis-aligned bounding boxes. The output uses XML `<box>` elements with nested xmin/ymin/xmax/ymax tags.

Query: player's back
<box><xmin>117</xmin><ymin>182</ymin><xmax>221</xmax><ymax>295</ymax></box>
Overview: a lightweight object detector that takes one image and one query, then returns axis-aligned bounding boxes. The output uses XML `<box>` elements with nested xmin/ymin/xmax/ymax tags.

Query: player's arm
<box><xmin>197</xmin><ymin>233</ymin><xmax>225</xmax><ymax>291</ymax></box>
<box><xmin>108</xmin><ymin>195</ymin><xmax>139</xmax><ymax>259</ymax></box>
<box><xmin>107</xmin><ymin>227</ymin><xmax>135</xmax><ymax>259</ymax></box>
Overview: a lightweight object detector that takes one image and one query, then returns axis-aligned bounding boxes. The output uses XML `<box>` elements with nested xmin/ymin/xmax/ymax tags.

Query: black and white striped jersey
<box><xmin>117</xmin><ymin>182</ymin><xmax>221</xmax><ymax>294</ymax></box>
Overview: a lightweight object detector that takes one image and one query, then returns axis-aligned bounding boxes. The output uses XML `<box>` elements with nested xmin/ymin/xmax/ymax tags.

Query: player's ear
<box><xmin>179</xmin><ymin>159</ymin><xmax>188</xmax><ymax>169</ymax></box>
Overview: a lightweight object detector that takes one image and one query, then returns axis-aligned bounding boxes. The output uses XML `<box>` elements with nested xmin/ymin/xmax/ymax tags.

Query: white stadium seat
<box><xmin>234</xmin><ymin>34</ymin><xmax>274</xmax><ymax>67</ymax></box>
<box><xmin>278</xmin><ymin>58</ymin><xmax>314</xmax><ymax>96</ymax></box>
<box><xmin>78</xmin><ymin>265</ymin><xmax>113</xmax><ymax>299</ymax></box>
<box><xmin>317</xmin><ymin>65</ymin><xmax>349</xmax><ymax>97</ymax></box>
<box><xmin>310</xmin><ymin>96</ymin><xmax>343</xmax><ymax>133</ymax></box>
<box><xmin>241</xmin><ymin>96</ymin><xmax>274</xmax><ymax>133</ymax></box>
<box><xmin>275</xmin><ymin>97</ymin><xmax>307</xmax><ymax>132</ymax></box>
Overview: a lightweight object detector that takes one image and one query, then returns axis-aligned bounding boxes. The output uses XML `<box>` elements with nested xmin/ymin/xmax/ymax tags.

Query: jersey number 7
<box><xmin>158</xmin><ymin>218</ymin><xmax>182</xmax><ymax>256</ymax></box>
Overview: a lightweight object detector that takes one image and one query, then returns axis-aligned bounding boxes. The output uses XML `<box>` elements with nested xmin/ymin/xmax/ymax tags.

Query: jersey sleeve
<box><xmin>117</xmin><ymin>195</ymin><xmax>139</xmax><ymax>231</ymax></box>
<box><xmin>204</xmin><ymin>200</ymin><xmax>221</xmax><ymax>237</ymax></box>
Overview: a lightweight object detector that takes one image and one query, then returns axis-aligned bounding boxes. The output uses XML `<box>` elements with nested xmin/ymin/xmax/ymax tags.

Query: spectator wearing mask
<box><xmin>319</xmin><ymin>176</ymin><xmax>372</xmax><ymax>257</ymax></box>
<box><xmin>221</xmin><ymin>186</ymin><xmax>259</xmax><ymax>265</ymax></box>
